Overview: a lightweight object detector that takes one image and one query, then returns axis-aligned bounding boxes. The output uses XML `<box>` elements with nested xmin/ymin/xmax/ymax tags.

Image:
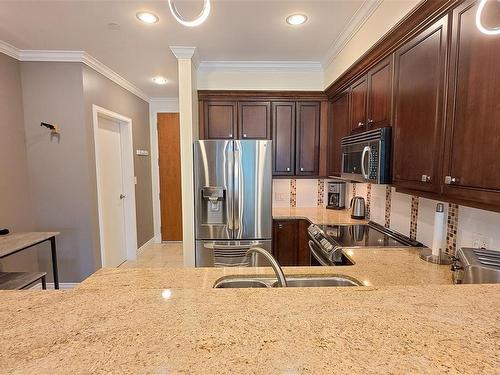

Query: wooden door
<box><xmin>349</xmin><ymin>76</ymin><xmax>368</xmax><ymax>133</ymax></box>
<box><xmin>238</xmin><ymin>101</ymin><xmax>271</xmax><ymax>139</ymax></box>
<box><xmin>328</xmin><ymin>92</ymin><xmax>350</xmax><ymax>176</ymax></box>
<box><xmin>296</xmin><ymin>102</ymin><xmax>320</xmax><ymax>176</ymax></box>
<box><xmin>272</xmin><ymin>220</ymin><xmax>298</xmax><ymax>266</ymax></box>
<box><xmin>443</xmin><ymin>0</ymin><xmax>500</xmax><ymax>208</ymax></box>
<box><xmin>203</xmin><ymin>101</ymin><xmax>237</xmax><ymax>139</ymax></box>
<box><xmin>272</xmin><ymin>102</ymin><xmax>295</xmax><ymax>176</ymax></box>
<box><xmin>158</xmin><ymin>113</ymin><xmax>183</xmax><ymax>241</ymax></box>
<box><xmin>393</xmin><ymin>15</ymin><xmax>448</xmax><ymax>193</ymax></box>
<box><xmin>367</xmin><ymin>55</ymin><xmax>393</xmax><ymax>129</ymax></box>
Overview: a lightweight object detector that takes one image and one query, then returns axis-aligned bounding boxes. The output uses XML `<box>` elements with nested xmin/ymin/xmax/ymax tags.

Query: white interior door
<box><xmin>96</xmin><ymin>115</ymin><xmax>127</xmax><ymax>267</ymax></box>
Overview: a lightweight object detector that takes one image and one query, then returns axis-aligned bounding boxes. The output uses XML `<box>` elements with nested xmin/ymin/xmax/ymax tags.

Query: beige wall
<box><xmin>0</xmin><ymin>53</ymin><xmax>39</xmax><ymax>272</ymax></box>
<box><xmin>324</xmin><ymin>0</ymin><xmax>421</xmax><ymax>88</ymax></box>
<box><xmin>82</xmin><ymin>65</ymin><xmax>153</xmax><ymax>249</ymax></box>
<box><xmin>20</xmin><ymin>61</ymin><xmax>92</xmax><ymax>282</ymax></box>
<box><xmin>198</xmin><ymin>69</ymin><xmax>324</xmax><ymax>91</ymax></box>
<box><xmin>17</xmin><ymin>61</ymin><xmax>153</xmax><ymax>283</ymax></box>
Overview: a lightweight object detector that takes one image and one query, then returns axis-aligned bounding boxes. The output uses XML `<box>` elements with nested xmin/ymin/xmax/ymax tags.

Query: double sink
<box><xmin>214</xmin><ymin>274</ymin><xmax>362</xmax><ymax>288</ymax></box>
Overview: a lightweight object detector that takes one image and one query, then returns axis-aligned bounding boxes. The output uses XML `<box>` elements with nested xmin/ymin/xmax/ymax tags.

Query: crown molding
<box><xmin>321</xmin><ymin>0</ymin><xmax>384</xmax><ymax>68</ymax></box>
<box><xmin>198</xmin><ymin>60</ymin><xmax>323</xmax><ymax>73</ymax></box>
<box><xmin>0</xmin><ymin>40</ymin><xmax>20</xmax><ymax>59</ymax></box>
<box><xmin>149</xmin><ymin>97</ymin><xmax>179</xmax><ymax>103</ymax></box>
<box><xmin>0</xmin><ymin>40</ymin><xmax>149</xmax><ymax>102</ymax></box>
<box><xmin>169</xmin><ymin>46</ymin><xmax>200</xmax><ymax>67</ymax></box>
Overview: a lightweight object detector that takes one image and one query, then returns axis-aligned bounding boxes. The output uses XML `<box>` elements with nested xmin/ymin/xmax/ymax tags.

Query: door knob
<box><xmin>120</xmin><ymin>194</ymin><xmax>126</xmax><ymax>199</ymax></box>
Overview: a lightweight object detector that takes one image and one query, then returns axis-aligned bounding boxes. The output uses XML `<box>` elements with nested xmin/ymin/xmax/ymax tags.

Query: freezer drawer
<box><xmin>195</xmin><ymin>240</ymin><xmax>272</xmax><ymax>267</ymax></box>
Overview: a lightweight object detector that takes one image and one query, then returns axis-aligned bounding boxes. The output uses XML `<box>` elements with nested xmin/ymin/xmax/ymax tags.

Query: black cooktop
<box><xmin>319</xmin><ymin>221</ymin><xmax>422</xmax><ymax>248</ymax></box>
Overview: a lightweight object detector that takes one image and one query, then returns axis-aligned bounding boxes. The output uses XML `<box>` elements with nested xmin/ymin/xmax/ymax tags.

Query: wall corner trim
<box><xmin>0</xmin><ymin>40</ymin><xmax>150</xmax><ymax>102</ymax></box>
<box><xmin>321</xmin><ymin>0</ymin><xmax>384</xmax><ymax>68</ymax></box>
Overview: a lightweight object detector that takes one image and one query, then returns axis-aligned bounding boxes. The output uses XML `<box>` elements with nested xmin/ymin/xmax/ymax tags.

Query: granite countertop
<box><xmin>0</xmin><ymin>284</ymin><xmax>498</xmax><ymax>374</ymax></box>
<box><xmin>272</xmin><ymin>207</ymin><xmax>367</xmax><ymax>225</ymax></box>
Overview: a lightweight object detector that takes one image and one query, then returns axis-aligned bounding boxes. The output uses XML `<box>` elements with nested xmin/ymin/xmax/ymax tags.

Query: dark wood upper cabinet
<box><xmin>442</xmin><ymin>0</ymin><xmax>500</xmax><ymax>207</ymax></box>
<box><xmin>272</xmin><ymin>102</ymin><xmax>295</xmax><ymax>176</ymax></box>
<box><xmin>349</xmin><ymin>76</ymin><xmax>368</xmax><ymax>133</ymax></box>
<box><xmin>367</xmin><ymin>56</ymin><xmax>393</xmax><ymax>129</ymax></box>
<box><xmin>296</xmin><ymin>102</ymin><xmax>320</xmax><ymax>176</ymax></box>
<box><xmin>328</xmin><ymin>92</ymin><xmax>350</xmax><ymax>176</ymax></box>
<box><xmin>204</xmin><ymin>101</ymin><xmax>237</xmax><ymax>139</ymax></box>
<box><xmin>392</xmin><ymin>15</ymin><xmax>448</xmax><ymax>193</ymax></box>
<box><xmin>237</xmin><ymin>101</ymin><xmax>271</xmax><ymax>139</ymax></box>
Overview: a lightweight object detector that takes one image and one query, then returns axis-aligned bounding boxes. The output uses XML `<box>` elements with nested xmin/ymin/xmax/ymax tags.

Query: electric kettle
<box><xmin>350</xmin><ymin>197</ymin><xmax>366</xmax><ymax>219</ymax></box>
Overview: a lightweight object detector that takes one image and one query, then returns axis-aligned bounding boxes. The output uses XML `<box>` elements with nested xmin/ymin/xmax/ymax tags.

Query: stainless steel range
<box><xmin>308</xmin><ymin>221</ymin><xmax>423</xmax><ymax>266</ymax></box>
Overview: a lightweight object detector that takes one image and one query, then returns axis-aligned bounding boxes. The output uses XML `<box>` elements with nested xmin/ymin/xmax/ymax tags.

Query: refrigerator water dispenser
<box><xmin>201</xmin><ymin>187</ymin><xmax>226</xmax><ymax>224</ymax></box>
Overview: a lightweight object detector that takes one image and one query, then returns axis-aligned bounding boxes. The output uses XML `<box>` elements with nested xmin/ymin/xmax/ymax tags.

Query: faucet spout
<box><xmin>246</xmin><ymin>247</ymin><xmax>287</xmax><ymax>287</ymax></box>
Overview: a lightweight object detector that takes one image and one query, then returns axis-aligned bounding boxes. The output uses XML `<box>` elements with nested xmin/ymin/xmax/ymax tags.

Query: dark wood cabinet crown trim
<box><xmin>199</xmin><ymin>90</ymin><xmax>327</xmax><ymax>101</ymax></box>
<box><xmin>325</xmin><ymin>0</ymin><xmax>459</xmax><ymax>99</ymax></box>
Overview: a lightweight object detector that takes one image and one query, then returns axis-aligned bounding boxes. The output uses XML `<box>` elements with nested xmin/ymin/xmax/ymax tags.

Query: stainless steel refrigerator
<box><xmin>194</xmin><ymin>140</ymin><xmax>272</xmax><ymax>267</ymax></box>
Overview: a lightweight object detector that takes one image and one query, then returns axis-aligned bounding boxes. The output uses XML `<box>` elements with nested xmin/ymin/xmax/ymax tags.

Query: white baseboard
<box><xmin>30</xmin><ymin>282</ymin><xmax>79</xmax><ymax>290</ymax></box>
<box><xmin>153</xmin><ymin>233</ymin><xmax>162</xmax><ymax>244</ymax></box>
<box><xmin>137</xmin><ymin>237</ymin><xmax>155</xmax><ymax>254</ymax></box>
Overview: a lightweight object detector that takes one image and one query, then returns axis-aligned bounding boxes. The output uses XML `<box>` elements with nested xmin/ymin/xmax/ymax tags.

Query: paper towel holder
<box><xmin>420</xmin><ymin>203</ymin><xmax>453</xmax><ymax>265</ymax></box>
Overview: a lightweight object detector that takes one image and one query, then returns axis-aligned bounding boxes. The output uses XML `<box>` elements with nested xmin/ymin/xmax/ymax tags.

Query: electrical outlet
<box><xmin>472</xmin><ymin>233</ymin><xmax>490</xmax><ymax>249</ymax></box>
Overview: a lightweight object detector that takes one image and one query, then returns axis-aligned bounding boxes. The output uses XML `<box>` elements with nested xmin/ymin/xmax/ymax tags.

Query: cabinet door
<box><xmin>238</xmin><ymin>101</ymin><xmax>271</xmax><ymax>139</ymax></box>
<box><xmin>328</xmin><ymin>92</ymin><xmax>350</xmax><ymax>176</ymax></box>
<box><xmin>367</xmin><ymin>55</ymin><xmax>393</xmax><ymax>129</ymax></box>
<box><xmin>297</xmin><ymin>220</ymin><xmax>312</xmax><ymax>266</ymax></box>
<box><xmin>272</xmin><ymin>102</ymin><xmax>295</xmax><ymax>176</ymax></box>
<box><xmin>443</xmin><ymin>0</ymin><xmax>500</xmax><ymax>207</ymax></box>
<box><xmin>272</xmin><ymin>220</ymin><xmax>298</xmax><ymax>266</ymax></box>
<box><xmin>204</xmin><ymin>101</ymin><xmax>237</xmax><ymax>139</ymax></box>
<box><xmin>393</xmin><ymin>16</ymin><xmax>448</xmax><ymax>193</ymax></box>
<box><xmin>296</xmin><ymin>102</ymin><xmax>320</xmax><ymax>176</ymax></box>
<box><xmin>349</xmin><ymin>76</ymin><xmax>368</xmax><ymax>133</ymax></box>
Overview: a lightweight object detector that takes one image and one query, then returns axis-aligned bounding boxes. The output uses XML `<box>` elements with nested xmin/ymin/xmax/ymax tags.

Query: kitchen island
<box><xmin>0</xmin><ymin>282</ymin><xmax>498</xmax><ymax>374</ymax></box>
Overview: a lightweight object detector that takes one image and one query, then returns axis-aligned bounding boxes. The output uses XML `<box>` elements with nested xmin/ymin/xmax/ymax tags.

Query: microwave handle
<box><xmin>361</xmin><ymin>146</ymin><xmax>371</xmax><ymax>180</ymax></box>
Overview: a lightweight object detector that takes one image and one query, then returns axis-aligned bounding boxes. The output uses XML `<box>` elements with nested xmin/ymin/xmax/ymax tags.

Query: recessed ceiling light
<box><xmin>152</xmin><ymin>76</ymin><xmax>168</xmax><ymax>85</ymax></box>
<box><xmin>286</xmin><ymin>14</ymin><xmax>308</xmax><ymax>26</ymax></box>
<box><xmin>136</xmin><ymin>11</ymin><xmax>159</xmax><ymax>24</ymax></box>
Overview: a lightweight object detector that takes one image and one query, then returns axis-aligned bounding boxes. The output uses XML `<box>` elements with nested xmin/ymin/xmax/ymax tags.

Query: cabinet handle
<box><xmin>367</xmin><ymin>119</ymin><xmax>374</xmax><ymax>127</ymax></box>
<box><xmin>358</xmin><ymin>122</ymin><xmax>364</xmax><ymax>128</ymax></box>
<box><xmin>286</xmin><ymin>167</ymin><xmax>290</xmax><ymax>172</ymax></box>
<box><xmin>300</xmin><ymin>167</ymin><xmax>304</xmax><ymax>172</ymax></box>
<box><xmin>229</xmin><ymin>133</ymin><xmax>233</xmax><ymax>138</ymax></box>
<box><xmin>242</xmin><ymin>134</ymin><xmax>247</xmax><ymax>138</ymax></box>
<box><xmin>421</xmin><ymin>174</ymin><xmax>431</xmax><ymax>183</ymax></box>
<box><xmin>444</xmin><ymin>176</ymin><xmax>459</xmax><ymax>185</ymax></box>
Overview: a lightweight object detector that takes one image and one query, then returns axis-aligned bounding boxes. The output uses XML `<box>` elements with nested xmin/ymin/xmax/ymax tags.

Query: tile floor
<box><xmin>119</xmin><ymin>242</ymin><xmax>184</xmax><ymax>268</ymax></box>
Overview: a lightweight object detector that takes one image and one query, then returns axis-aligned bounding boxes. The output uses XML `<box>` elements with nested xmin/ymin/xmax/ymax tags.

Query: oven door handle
<box><xmin>361</xmin><ymin>145</ymin><xmax>371</xmax><ymax>180</ymax></box>
<box><xmin>308</xmin><ymin>240</ymin><xmax>330</xmax><ymax>266</ymax></box>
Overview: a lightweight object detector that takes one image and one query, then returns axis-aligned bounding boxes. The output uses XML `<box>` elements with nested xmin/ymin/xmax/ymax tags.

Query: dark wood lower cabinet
<box><xmin>272</xmin><ymin>219</ymin><xmax>311</xmax><ymax>266</ymax></box>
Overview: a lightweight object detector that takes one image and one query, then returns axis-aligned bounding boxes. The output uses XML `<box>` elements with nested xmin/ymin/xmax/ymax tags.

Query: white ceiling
<box><xmin>0</xmin><ymin>0</ymin><xmax>366</xmax><ymax>98</ymax></box>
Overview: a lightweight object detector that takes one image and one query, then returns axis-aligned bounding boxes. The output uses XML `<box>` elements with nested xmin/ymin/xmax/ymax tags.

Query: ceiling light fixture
<box><xmin>168</xmin><ymin>0</ymin><xmax>211</xmax><ymax>27</ymax></box>
<box><xmin>152</xmin><ymin>76</ymin><xmax>168</xmax><ymax>85</ymax></box>
<box><xmin>476</xmin><ymin>0</ymin><xmax>500</xmax><ymax>35</ymax></box>
<box><xmin>286</xmin><ymin>14</ymin><xmax>308</xmax><ymax>26</ymax></box>
<box><xmin>136</xmin><ymin>11</ymin><xmax>159</xmax><ymax>24</ymax></box>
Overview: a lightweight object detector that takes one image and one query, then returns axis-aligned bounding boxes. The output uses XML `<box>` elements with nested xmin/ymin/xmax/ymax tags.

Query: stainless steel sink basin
<box><xmin>213</xmin><ymin>278</ymin><xmax>270</xmax><ymax>288</ymax></box>
<box><xmin>213</xmin><ymin>275</ymin><xmax>362</xmax><ymax>288</ymax></box>
<box><xmin>272</xmin><ymin>276</ymin><xmax>361</xmax><ymax>287</ymax></box>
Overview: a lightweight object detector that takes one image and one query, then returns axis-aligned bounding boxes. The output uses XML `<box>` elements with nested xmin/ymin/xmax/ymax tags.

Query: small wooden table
<box><xmin>0</xmin><ymin>232</ymin><xmax>60</xmax><ymax>289</ymax></box>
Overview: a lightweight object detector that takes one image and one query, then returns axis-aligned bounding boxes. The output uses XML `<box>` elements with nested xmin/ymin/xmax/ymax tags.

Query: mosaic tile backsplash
<box><xmin>272</xmin><ymin>179</ymin><xmax>500</xmax><ymax>252</ymax></box>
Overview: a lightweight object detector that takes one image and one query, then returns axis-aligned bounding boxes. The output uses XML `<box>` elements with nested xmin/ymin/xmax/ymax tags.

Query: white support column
<box><xmin>170</xmin><ymin>46</ymin><xmax>199</xmax><ymax>267</ymax></box>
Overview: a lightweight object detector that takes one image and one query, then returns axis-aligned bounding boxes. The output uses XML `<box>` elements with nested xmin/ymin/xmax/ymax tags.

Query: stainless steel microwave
<box><xmin>341</xmin><ymin>127</ymin><xmax>391</xmax><ymax>184</ymax></box>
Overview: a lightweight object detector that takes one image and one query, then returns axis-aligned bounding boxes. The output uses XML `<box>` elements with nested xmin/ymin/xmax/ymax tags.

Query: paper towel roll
<box><xmin>432</xmin><ymin>203</ymin><xmax>445</xmax><ymax>257</ymax></box>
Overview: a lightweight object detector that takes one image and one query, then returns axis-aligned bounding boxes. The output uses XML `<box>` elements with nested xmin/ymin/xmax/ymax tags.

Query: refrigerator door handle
<box><xmin>226</xmin><ymin>142</ymin><xmax>234</xmax><ymax>234</ymax></box>
<box><xmin>233</xmin><ymin>142</ymin><xmax>241</xmax><ymax>234</ymax></box>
